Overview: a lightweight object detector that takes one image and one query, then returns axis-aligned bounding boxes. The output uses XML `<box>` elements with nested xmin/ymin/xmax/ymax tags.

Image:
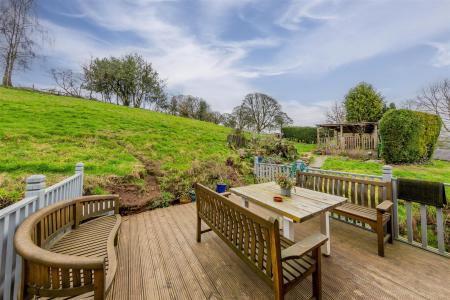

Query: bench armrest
<box><xmin>376</xmin><ymin>200</ymin><xmax>393</xmax><ymax>212</ymax></box>
<box><xmin>281</xmin><ymin>233</ymin><xmax>328</xmax><ymax>261</ymax></box>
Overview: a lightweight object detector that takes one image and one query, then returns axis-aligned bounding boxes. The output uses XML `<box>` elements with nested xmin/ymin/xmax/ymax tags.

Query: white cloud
<box><xmin>429</xmin><ymin>42</ymin><xmax>450</xmax><ymax>67</ymax></box>
<box><xmin>280</xmin><ymin>99</ymin><xmax>332</xmax><ymax>125</ymax></box>
<box><xmin>277</xmin><ymin>0</ymin><xmax>339</xmax><ymax>31</ymax></box>
<box><xmin>268</xmin><ymin>0</ymin><xmax>450</xmax><ymax>74</ymax></box>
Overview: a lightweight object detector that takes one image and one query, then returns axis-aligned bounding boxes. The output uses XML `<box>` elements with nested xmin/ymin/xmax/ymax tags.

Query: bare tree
<box><xmin>240</xmin><ymin>93</ymin><xmax>285</xmax><ymax>133</ymax></box>
<box><xmin>168</xmin><ymin>96</ymin><xmax>178</xmax><ymax>115</ymax></box>
<box><xmin>0</xmin><ymin>0</ymin><xmax>44</xmax><ymax>86</ymax></box>
<box><xmin>176</xmin><ymin>95</ymin><xmax>200</xmax><ymax>118</ymax></box>
<box><xmin>400</xmin><ymin>99</ymin><xmax>417</xmax><ymax>110</ymax></box>
<box><xmin>326</xmin><ymin>100</ymin><xmax>346</xmax><ymax>123</ymax></box>
<box><xmin>415</xmin><ymin>78</ymin><xmax>450</xmax><ymax>131</ymax></box>
<box><xmin>50</xmin><ymin>68</ymin><xmax>84</xmax><ymax>97</ymax></box>
<box><xmin>231</xmin><ymin>105</ymin><xmax>249</xmax><ymax>131</ymax></box>
<box><xmin>274</xmin><ymin>112</ymin><xmax>293</xmax><ymax>133</ymax></box>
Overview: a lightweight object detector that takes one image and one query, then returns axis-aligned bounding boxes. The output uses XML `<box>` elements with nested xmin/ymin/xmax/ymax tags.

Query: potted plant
<box><xmin>179</xmin><ymin>191</ymin><xmax>192</xmax><ymax>204</ymax></box>
<box><xmin>276</xmin><ymin>175</ymin><xmax>294</xmax><ymax>197</ymax></box>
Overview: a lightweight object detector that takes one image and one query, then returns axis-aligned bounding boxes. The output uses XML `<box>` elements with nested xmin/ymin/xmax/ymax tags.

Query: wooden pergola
<box><xmin>316</xmin><ymin>122</ymin><xmax>379</xmax><ymax>151</ymax></box>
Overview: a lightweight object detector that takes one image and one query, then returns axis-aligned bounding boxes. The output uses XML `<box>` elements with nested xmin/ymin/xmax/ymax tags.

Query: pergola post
<box><xmin>373</xmin><ymin>124</ymin><xmax>378</xmax><ymax>150</ymax></box>
<box><xmin>317</xmin><ymin>126</ymin><xmax>320</xmax><ymax>145</ymax></box>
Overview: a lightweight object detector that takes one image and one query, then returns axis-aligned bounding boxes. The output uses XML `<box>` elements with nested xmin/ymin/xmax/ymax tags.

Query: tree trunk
<box><xmin>2</xmin><ymin>56</ymin><xmax>13</xmax><ymax>87</ymax></box>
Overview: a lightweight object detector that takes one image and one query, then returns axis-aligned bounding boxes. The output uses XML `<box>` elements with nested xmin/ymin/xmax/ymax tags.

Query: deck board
<box><xmin>109</xmin><ymin>202</ymin><xmax>450</xmax><ymax>300</ymax></box>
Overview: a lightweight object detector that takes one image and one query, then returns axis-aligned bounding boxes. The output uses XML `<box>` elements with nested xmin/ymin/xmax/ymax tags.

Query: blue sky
<box><xmin>15</xmin><ymin>0</ymin><xmax>450</xmax><ymax>125</ymax></box>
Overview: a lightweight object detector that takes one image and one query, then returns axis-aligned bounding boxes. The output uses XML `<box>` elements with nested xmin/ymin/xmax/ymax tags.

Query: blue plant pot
<box><xmin>216</xmin><ymin>183</ymin><xmax>227</xmax><ymax>193</ymax></box>
<box><xmin>189</xmin><ymin>190</ymin><xmax>196</xmax><ymax>202</ymax></box>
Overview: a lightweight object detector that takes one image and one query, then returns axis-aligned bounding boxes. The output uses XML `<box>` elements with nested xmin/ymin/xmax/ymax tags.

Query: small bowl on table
<box><xmin>273</xmin><ymin>195</ymin><xmax>283</xmax><ymax>202</ymax></box>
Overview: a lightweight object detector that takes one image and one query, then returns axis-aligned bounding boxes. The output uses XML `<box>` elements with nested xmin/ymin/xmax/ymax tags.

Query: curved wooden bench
<box><xmin>14</xmin><ymin>195</ymin><xmax>121</xmax><ymax>300</ymax></box>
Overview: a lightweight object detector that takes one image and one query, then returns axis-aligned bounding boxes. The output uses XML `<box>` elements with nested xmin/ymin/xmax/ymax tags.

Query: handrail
<box><xmin>0</xmin><ymin>195</ymin><xmax>38</xmax><ymax>216</ymax></box>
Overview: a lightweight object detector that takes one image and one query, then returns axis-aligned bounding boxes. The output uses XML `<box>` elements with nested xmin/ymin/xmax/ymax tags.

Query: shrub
<box><xmin>227</xmin><ymin>130</ymin><xmax>247</xmax><ymax>148</ymax></box>
<box><xmin>246</xmin><ymin>136</ymin><xmax>298</xmax><ymax>161</ymax></box>
<box><xmin>282</xmin><ymin>126</ymin><xmax>317</xmax><ymax>144</ymax></box>
<box><xmin>344</xmin><ymin>82</ymin><xmax>385</xmax><ymax>122</ymax></box>
<box><xmin>380</xmin><ymin>109</ymin><xmax>441</xmax><ymax>163</ymax></box>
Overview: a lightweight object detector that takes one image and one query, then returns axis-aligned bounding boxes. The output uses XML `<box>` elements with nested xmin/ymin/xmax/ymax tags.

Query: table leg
<box><xmin>241</xmin><ymin>197</ymin><xmax>249</xmax><ymax>208</ymax></box>
<box><xmin>320</xmin><ymin>211</ymin><xmax>331</xmax><ymax>256</ymax></box>
<box><xmin>283</xmin><ymin>217</ymin><xmax>295</xmax><ymax>241</ymax></box>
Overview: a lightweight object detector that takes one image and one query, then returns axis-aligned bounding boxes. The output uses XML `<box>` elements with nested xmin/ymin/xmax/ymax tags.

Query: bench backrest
<box><xmin>195</xmin><ymin>184</ymin><xmax>281</xmax><ymax>286</ymax></box>
<box><xmin>14</xmin><ymin>195</ymin><xmax>119</xmax><ymax>300</ymax></box>
<box><xmin>296</xmin><ymin>171</ymin><xmax>392</xmax><ymax>208</ymax></box>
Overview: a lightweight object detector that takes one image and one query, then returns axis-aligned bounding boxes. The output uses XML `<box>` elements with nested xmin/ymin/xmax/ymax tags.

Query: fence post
<box><xmin>25</xmin><ymin>175</ymin><xmax>46</xmax><ymax>209</ymax></box>
<box><xmin>254</xmin><ymin>156</ymin><xmax>258</xmax><ymax>176</ymax></box>
<box><xmin>383</xmin><ymin>165</ymin><xmax>398</xmax><ymax>239</ymax></box>
<box><xmin>75</xmin><ymin>162</ymin><xmax>84</xmax><ymax>197</ymax></box>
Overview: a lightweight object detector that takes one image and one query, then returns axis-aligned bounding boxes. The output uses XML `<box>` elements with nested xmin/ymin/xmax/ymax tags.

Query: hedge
<box><xmin>379</xmin><ymin>109</ymin><xmax>441</xmax><ymax>163</ymax></box>
<box><xmin>282</xmin><ymin>126</ymin><xmax>317</xmax><ymax>144</ymax></box>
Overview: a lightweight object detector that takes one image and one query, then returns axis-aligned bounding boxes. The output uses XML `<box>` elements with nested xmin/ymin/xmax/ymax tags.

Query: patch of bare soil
<box><xmin>109</xmin><ymin>143</ymin><xmax>162</xmax><ymax>215</ymax></box>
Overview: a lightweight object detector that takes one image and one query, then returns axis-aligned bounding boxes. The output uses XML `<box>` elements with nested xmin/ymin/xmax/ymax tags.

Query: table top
<box><xmin>230</xmin><ymin>182</ymin><xmax>347</xmax><ymax>223</ymax></box>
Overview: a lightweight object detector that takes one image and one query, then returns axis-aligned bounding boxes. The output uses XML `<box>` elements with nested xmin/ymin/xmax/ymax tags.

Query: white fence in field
<box><xmin>254</xmin><ymin>157</ymin><xmax>449</xmax><ymax>257</ymax></box>
<box><xmin>0</xmin><ymin>163</ymin><xmax>84</xmax><ymax>300</ymax></box>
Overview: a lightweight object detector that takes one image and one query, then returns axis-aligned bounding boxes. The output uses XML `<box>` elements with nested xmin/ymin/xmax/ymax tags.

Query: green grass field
<box><xmin>0</xmin><ymin>87</ymin><xmax>235</xmax><ymax>204</ymax></box>
<box><xmin>295</xmin><ymin>142</ymin><xmax>317</xmax><ymax>154</ymax></box>
<box><xmin>322</xmin><ymin>156</ymin><xmax>450</xmax><ymax>183</ymax></box>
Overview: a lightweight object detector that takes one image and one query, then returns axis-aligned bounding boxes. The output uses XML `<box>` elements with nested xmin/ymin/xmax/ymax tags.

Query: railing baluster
<box><xmin>436</xmin><ymin>208</ymin><xmax>445</xmax><ymax>254</ymax></box>
<box><xmin>405</xmin><ymin>201</ymin><xmax>413</xmax><ymax>243</ymax></box>
<box><xmin>420</xmin><ymin>205</ymin><xmax>427</xmax><ymax>248</ymax></box>
<box><xmin>392</xmin><ymin>179</ymin><xmax>399</xmax><ymax>239</ymax></box>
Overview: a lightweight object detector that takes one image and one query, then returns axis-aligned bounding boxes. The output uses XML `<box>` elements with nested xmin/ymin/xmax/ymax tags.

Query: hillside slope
<box><xmin>0</xmin><ymin>87</ymin><xmax>238</xmax><ymax>208</ymax></box>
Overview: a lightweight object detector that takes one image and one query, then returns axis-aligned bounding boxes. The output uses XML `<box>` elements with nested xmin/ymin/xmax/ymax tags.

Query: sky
<box><xmin>13</xmin><ymin>0</ymin><xmax>450</xmax><ymax>125</ymax></box>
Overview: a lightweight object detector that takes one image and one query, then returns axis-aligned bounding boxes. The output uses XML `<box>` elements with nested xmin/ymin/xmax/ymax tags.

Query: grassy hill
<box><xmin>0</xmin><ymin>87</ymin><xmax>240</xmax><ymax>207</ymax></box>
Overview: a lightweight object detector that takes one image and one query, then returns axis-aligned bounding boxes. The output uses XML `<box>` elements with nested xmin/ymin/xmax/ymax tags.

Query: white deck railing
<box><xmin>0</xmin><ymin>163</ymin><xmax>84</xmax><ymax>300</ymax></box>
<box><xmin>254</xmin><ymin>157</ymin><xmax>449</xmax><ymax>257</ymax></box>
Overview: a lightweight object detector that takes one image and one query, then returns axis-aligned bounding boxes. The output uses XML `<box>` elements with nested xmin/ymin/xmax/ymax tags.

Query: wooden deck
<box><xmin>108</xmin><ymin>201</ymin><xmax>450</xmax><ymax>300</ymax></box>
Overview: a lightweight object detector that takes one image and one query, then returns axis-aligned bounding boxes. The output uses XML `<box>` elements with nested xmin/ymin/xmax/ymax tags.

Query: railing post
<box><xmin>383</xmin><ymin>165</ymin><xmax>399</xmax><ymax>239</ymax></box>
<box><xmin>25</xmin><ymin>175</ymin><xmax>46</xmax><ymax>209</ymax></box>
<box><xmin>75</xmin><ymin>162</ymin><xmax>84</xmax><ymax>197</ymax></box>
<box><xmin>382</xmin><ymin>165</ymin><xmax>392</xmax><ymax>182</ymax></box>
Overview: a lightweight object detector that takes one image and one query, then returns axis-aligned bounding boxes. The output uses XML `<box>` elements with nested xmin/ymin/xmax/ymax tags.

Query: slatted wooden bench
<box><xmin>296</xmin><ymin>171</ymin><xmax>393</xmax><ymax>256</ymax></box>
<box><xmin>14</xmin><ymin>195</ymin><xmax>121</xmax><ymax>300</ymax></box>
<box><xmin>195</xmin><ymin>183</ymin><xmax>328</xmax><ymax>300</ymax></box>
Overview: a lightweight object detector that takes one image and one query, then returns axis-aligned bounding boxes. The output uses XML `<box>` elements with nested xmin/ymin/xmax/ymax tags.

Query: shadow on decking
<box><xmin>108</xmin><ymin>202</ymin><xmax>450</xmax><ymax>300</ymax></box>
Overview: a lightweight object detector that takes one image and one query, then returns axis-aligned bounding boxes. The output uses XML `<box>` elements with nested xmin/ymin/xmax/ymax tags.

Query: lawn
<box><xmin>295</xmin><ymin>142</ymin><xmax>317</xmax><ymax>154</ymax></box>
<box><xmin>322</xmin><ymin>156</ymin><xmax>450</xmax><ymax>183</ymax></box>
<box><xmin>0</xmin><ymin>87</ymin><xmax>235</xmax><ymax>205</ymax></box>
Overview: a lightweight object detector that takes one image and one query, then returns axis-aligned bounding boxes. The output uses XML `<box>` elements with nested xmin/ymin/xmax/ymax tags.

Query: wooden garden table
<box><xmin>230</xmin><ymin>182</ymin><xmax>347</xmax><ymax>256</ymax></box>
